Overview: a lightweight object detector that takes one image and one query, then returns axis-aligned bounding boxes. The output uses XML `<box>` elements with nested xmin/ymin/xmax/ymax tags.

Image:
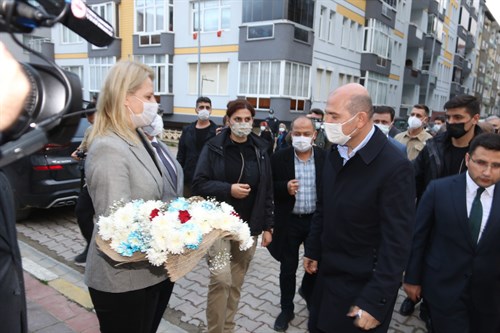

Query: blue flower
<box><xmin>168</xmin><ymin>197</ymin><xmax>190</xmax><ymax>212</ymax></box>
<box><xmin>200</xmin><ymin>201</ymin><xmax>216</xmax><ymax>211</ymax></box>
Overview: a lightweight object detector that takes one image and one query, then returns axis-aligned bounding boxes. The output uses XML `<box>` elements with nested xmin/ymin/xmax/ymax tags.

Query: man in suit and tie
<box><xmin>403</xmin><ymin>132</ymin><xmax>500</xmax><ymax>333</ymax></box>
<box><xmin>304</xmin><ymin>83</ymin><xmax>415</xmax><ymax>333</ymax></box>
<box><xmin>269</xmin><ymin>116</ymin><xmax>325</xmax><ymax>332</ymax></box>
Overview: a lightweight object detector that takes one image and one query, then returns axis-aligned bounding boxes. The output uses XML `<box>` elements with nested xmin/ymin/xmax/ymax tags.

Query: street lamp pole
<box><xmin>197</xmin><ymin>0</ymin><xmax>201</xmax><ymax>97</ymax></box>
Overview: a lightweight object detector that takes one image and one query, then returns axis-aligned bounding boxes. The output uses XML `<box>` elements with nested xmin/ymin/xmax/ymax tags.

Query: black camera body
<box><xmin>76</xmin><ymin>149</ymin><xmax>87</xmax><ymax>159</ymax></box>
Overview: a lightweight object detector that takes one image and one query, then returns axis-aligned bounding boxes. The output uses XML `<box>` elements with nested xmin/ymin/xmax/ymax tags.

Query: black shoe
<box><xmin>399</xmin><ymin>297</ymin><xmax>416</xmax><ymax>316</ymax></box>
<box><xmin>419</xmin><ymin>301</ymin><xmax>433</xmax><ymax>333</ymax></box>
<box><xmin>274</xmin><ymin>311</ymin><xmax>294</xmax><ymax>332</ymax></box>
<box><xmin>74</xmin><ymin>247</ymin><xmax>88</xmax><ymax>263</ymax></box>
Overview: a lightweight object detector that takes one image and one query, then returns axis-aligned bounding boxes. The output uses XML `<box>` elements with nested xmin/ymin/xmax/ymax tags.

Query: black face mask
<box><xmin>446</xmin><ymin>122</ymin><xmax>468</xmax><ymax>138</ymax></box>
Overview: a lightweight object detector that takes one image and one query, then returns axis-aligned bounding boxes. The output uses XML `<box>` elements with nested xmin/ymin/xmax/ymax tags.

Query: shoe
<box><xmin>74</xmin><ymin>247</ymin><xmax>88</xmax><ymax>263</ymax></box>
<box><xmin>419</xmin><ymin>301</ymin><xmax>433</xmax><ymax>333</ymax></box>
<box><xmin>273</xmin><ymin>311</ymin><xmax>294</xmax><ymax>332</ymax></box>
<box><xmin>399</xmin><ymin>297</ymin><xmax>416</xmax><ymax>316</ymax></box>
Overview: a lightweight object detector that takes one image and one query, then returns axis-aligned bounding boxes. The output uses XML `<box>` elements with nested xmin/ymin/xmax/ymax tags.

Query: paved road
<box><xmin>17</xmin><ymin>204</ymin><xmax>427</xmax><ymax>333</ymax></box>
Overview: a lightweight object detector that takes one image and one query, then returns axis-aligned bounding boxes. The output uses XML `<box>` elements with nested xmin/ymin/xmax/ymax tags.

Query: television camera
<box><xmin>0</xmin><ymin>0</ymin><xmax>114</xmax><ymax>168</ymax></box>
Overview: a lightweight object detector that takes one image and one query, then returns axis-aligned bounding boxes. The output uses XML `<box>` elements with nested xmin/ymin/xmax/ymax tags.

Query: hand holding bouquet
<box><xmin>96</xmin><ymin>197</ymin><xmax>254</xmax><ymax>281</ymax></box>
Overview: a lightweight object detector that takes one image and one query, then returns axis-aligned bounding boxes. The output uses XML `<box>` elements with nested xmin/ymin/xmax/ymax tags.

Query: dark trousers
<box><xmin>74</xmin><ymin>185</ymin><xmax>94</xmax><ymax>245</ymax></box>
<box><xmin>89</xmin><ymin>278</ymin><xmax>175</xmax><ymax>333</ymax></box>
<box><xmin>279</xmin><ymin>213</ymin><xmax>316</xmax><ymax>312</ymax></box>
<box><xmin>427</xmin><ymin>296</ymin><xmax>500</xmax><ymax>333</ymax></box>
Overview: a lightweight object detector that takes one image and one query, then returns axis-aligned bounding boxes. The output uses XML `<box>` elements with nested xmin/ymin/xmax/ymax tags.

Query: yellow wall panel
<box><xmin>175</xmin><ymin>45</ymin><xmax>239</xmax><ymax>55</ymax></box>
<box><xmin>336</xmin><ymin>4</ymin><xmax>365</xmax><ymax>26</ymax></box>
<box><xmin>55</xmin><ymin>53</ymin><xmax>88</xmax><ymax>59</ymax></box>
<box><xmin>120</xmin><ymin>1</ymin><xmax>134</xmax><ymax>59</ymax></box>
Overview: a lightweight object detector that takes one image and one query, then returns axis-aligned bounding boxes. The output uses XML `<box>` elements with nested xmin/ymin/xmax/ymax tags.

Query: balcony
<box><xmin>450</xmin><ymin>82</ymin><xmax>465</xmax><ymax>96</ymax></box>
<box><xmin>429</xmin><ymin>0</ymin><xmax>439</xmax><ymax>16</ymax></box>
<box><xmin>407</xmin><ymin>24</ymin><xmax>424</xmax><ymax>48</ymax></box>
<box><xmin>457</xmin><ymin>25</ymin><xmax>467</xmax><ymax>40</ymax></box>
<box><xmin>365</xmin><ymin>0</ymin><xmax>396</xmax><ymax>29</ymax></box>
<box><xmin>420</xmin><ymin>71</ymin><xmax>437</xmax><ymax>87</ymax></box>
<box><xmin>454</xmin><ymin>53</ymin><xmax>464</xmax><ymax>69</ymax></box>
<box><xmin>466</xmin><ymin>33</ymin><xmax>475</xmax><ymax>50</ymax></box>
<box><xmin>360</xmin><ymin>53</ymin><xmax>391</xmax><ymax>76</ymax></box>
<box><xmin>424</xmin><ymin>35</ymin><xmax>442</xmax><ymax>57</ymax></box>
<box><xmin>412</xmin><ymin>0</ymin><xmax>430</xmax><ymax>10</ymax></box>
<box><xmin>463</xmin><ymin>60</ymin><xmax>472</xmax><ymax>75</ymax></box>
<box><xmin>404</xmin><ymin>66</ymin><xmax>421</xmax><ymax>85</ymax></box>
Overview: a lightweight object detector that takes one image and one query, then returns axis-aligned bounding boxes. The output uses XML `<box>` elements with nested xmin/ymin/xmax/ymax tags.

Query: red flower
<box><xmin>230</xmin><ymin>211</ymin><xmax>240</xmax><ymax>218</ymax></box>
<box><xmin>149</xmin><ymin>208</ymin><xmax>160</xmax><ymax>221</ymax></box>
<box><xmin>179</xmin><ymin>210</ymin><xmax>191</xmax><ymax>224</ymax></box>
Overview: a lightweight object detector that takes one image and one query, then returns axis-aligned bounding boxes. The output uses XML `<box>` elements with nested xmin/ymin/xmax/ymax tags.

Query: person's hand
<box><xmin>403</xmin><ymin>283</ymin><xmax>422</xmax><ymax>303</ymax></box>
<box><xmin>71</xmin><ymin>149</ymin><xmax>81</xmax><ymax>161</ymax></box>
<box><xmin>287</xmin><ymin>179</ymin><xmax>299</xmax><ymax>196</ymax></box>
<box><xmin>231</xmin><ymin>183</ymin><xmax>251</xmax><ymax>199</ymax></box>
<box><xmin>261</xmin><ymin>230</ymin><xmax>272</xmax><ymax>247</ymax></box>
<box><xmin>303</xmin><ymin>257</ymin><xmax>318</xmax><ymax>274</ymax></box>
<box><xmin>347</xmin><ymin>306</ymin><xmax>381</xmax><ymax>330</ymax></box>
<box><xmin>0</xmin><ymin>42</ymin><xmax>30</xmax><ymax>131</ymax></box>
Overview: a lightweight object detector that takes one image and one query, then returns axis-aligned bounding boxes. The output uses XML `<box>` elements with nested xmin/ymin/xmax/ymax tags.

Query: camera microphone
<box><xmin>36</xmin><ymin>0</ymin><xmax>115</xmax><ymax>47</ymax></box>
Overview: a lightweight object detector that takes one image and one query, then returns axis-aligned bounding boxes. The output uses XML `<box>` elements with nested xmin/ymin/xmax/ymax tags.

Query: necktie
<box><xmin>151</xmin><ymin>142</ymin><xmax>177</xmax><ymax>190</ymax></box>
<box><xmin>469</xmin><ymin>186</ymin><xmax>485</xmax><ymax>243</ymax></box>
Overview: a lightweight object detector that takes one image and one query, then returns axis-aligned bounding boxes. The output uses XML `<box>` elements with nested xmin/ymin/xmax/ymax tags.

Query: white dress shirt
<box><xmin>466</xmin><ymin>172</ymin><xmax>495</xmax><ymax>242</ymax></box>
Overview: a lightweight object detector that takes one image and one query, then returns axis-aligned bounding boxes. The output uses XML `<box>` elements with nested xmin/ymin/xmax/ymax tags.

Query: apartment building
<box><xmin>36</xmin><ymin>0</ymin><xmax>496</xmax><ymax>125</ymax></box>
<box><xmin>475</xmin><ymin>6</ymin><xmax>500</xmax><ymax>116</ymax></box>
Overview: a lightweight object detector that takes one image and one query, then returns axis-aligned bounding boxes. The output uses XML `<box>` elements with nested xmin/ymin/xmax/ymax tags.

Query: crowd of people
<box><xmin>2</xmin><ymin>53</ymin><xmax>500</xmax><ymax>333</ymax></box>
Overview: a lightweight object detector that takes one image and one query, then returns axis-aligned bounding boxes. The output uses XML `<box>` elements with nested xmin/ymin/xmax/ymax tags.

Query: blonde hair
<box><xmin>88</xmin><ymin>60</ymin><xmax>154</xmax><ymax>145</ymax></box>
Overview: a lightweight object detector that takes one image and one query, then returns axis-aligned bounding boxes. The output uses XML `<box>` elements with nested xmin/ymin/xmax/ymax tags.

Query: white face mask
<box><xmin>230</xmin><ymin>122</ymin><xmax>253</xmax><ymax>137</ymax></box>
<box><xmin>197</xmin><ymin>109</ymin><xmax>210</xmax><ymax>121</ymax></box>
<box><xmin>142</xmin><ymin>114</ymin><xmax>164</xmax><ymax>137</ymax></box>
<box><xmin>260</xmin><ymin>126</ymin><xmax>266</xmax><ymax>131</ymax></box>
<box><xmin>375</xmin><ymin>123</ymin><xmax>390</xmax><ymax>136</ymax></box>
<box><xmin>128</xmin><ymin>96</ymin><xmax>159</xmax><ymax>128</ymax></box>
<box><xmin>292</xmin><ymin>135</ymin><xmax>313</xmax><ymax>152</ymax></box>
<box><xmin>434</xmin><ymin>124</ymin><xmax>442</xmax><ymax>132</ymax></box>
<box><xmin>279</xmin><ymin>127</ymin><xmax>285</xmax><ymax>133</ymax></box>
<box><xmin>314</xmin><ymin>121</ymin><xmax>322</xmax><ymax>130</ymax></box>
<box><xmin>323</xmin><ymin>113</ymin><xmax>359</xmax><ymax>146</ymax></box>
<box><xmin>407</xmin><ymin>116</ymin><xmax>422</xmax><ymax>129</ymax></box>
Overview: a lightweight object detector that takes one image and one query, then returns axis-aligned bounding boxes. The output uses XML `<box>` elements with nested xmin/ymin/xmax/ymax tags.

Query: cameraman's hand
<box><xmin>0</xmin><ymin>42</ymin><xmax>30</xmax><ymax>131</ymax></box>
<box><xmin>71</xmin><ymin>149</ymin><xmax>81</xmax><ymax>161</ymax></box>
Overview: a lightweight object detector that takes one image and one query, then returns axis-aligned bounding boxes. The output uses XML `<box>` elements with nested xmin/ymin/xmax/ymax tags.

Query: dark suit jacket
<box><xmin>305</xmin><ymin>127</ymin><xmax>415</xmax><ymax>331</ymax></box>
<box><xmin>268</xmin><ymin>146</ymin><xmax>325</xmax><ymax>261</ymax></box>
<box><xmin>405</xmin><ymin>174</ymin><xmax>500</xmax><ymax>314</ymax></box>
<box><xmin>0</xmin><ymin>171</ymin><xmax>27</xmax><ymax>333</ymax></box>
<box><xmin>389</xmin><ymin>126</ymin><xmax>401</xmax><ymax>138</ymax></box>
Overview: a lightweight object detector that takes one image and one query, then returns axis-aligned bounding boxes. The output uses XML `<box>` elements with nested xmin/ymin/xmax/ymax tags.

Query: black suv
<box><xmin>3</xmin><ymin>117</ymin><xmax>90</xmax><ymax>219</ymax></box>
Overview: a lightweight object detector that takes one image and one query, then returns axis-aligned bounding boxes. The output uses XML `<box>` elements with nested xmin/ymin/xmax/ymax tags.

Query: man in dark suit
<box><xmin>304</xmin><ymin>83</ymin><xmax>415</xmax><ymax>333</ymax></box>
<box><xmin>269</xmin><ymin>116</ymin><xmax>325</xmax><ymax>332</ymax></box>
<box><xmin>404</xmin><ymin>133</ymin><xmax>500</xmax><ymax>333</ymax></box>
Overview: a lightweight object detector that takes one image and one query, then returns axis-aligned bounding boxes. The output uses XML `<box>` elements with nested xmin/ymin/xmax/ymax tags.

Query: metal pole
<box><xmin>197</xmin><ymin>0</ymin><xmax>201</xmax><ymax>97</ymax></box>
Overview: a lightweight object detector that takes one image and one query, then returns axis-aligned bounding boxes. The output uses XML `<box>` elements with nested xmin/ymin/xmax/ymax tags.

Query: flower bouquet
<box><xmin>95</xmin><ymin>197</ymin><xmax>254</xmax><ymax>281</ymax></box>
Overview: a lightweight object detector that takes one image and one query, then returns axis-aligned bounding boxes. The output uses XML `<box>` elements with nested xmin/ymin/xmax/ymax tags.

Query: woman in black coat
<box><xmin>192</xmin><ymin>99</ymin><xmax>273</xmax><ymax>333</ymax></box>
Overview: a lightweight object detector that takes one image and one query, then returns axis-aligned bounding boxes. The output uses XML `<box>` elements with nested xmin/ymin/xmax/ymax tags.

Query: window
<box><xmin>363</xmin><ymin>19</ymin><xmax>392</xmax><ymax>60</ymax></box>
<box><xmin>288</xmin><ymin>0</ymin><xmax>314</xmax><ymax>28</ymax></box>
<box><xmin>247</xmin><ymin>24</ymin><xmax>274</xmax><ymax>40</ymax></box>
<box><xmin>327</xmin><ymin>10</ymin><xmax>335</xmax><ymax>43</ymax></box>
<box><xmin>284</xmin><ymin>62</ymin><xmax>310</xmax><ymax>99</ymax></box>
<box><xmin>61</xmin><ymin>26</ymin><xmax>83</xmax><ymax>44</ymax></box>
<box><xmin>136</xmin><ymin>54</ymin><xmax>173</xmax><ymax>94</ymax></box>
<box><xmin>341</xmin><ymin>17</ymin><xmax>349</xmax><ymax>48</ymax></box>
<box><xmin>136</xmin><ymin>0</ymin><xmax>173</xmax><ymax>46</ymax></box>
<box><xmin>314</xmin><ymin>68</ymin><xmax>333</xmax><ymax>102</ymax></box>
<box><xmin>22</xmin><ymin>35</ymin><xmax>50</xmax><ymax>53</ymax></box>
<box><xmin>89</xmin><ymin>57</ymin><xmax>115</xmax><ymax>92</ymax></box>
<box><xmin>192</xmin><ymin>0</ymin><xmax>230</xmax><ymax>33</ymax></box>
<box><xmin>318</xmin><ymin>6</ymin><xmax>326</xmax><ymax>40</ymax></box>
<box><xmin>91</xmin><ymin>2</ymin><xmax>117</xmax><ymax>48</ymax></box>
<box><xmin>188</xmin><ymin>62</ymin><xmax>228</xmax><ymax>95</ymax></box>
<box><xmin>363</xmin><ymin>72</ymin><xmax>389</xmax><ymax>105</ymax></box>
<box><xmin>240</xmin><ymin>61</ymin><xmax>281</xmax><ymax>96</ymax></box>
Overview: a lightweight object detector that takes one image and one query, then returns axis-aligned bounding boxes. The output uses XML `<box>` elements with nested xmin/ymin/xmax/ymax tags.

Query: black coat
<box><xmin>191</xmin><ymin>131</ymin><xmax>274</xmax><ymax>236</ymax></box>
<box><xmin>305</xmin><ymin>128</ymin><xmax>415</xmax><ymax>332</ymax></box>
<box><xmin>0</xmin><ymin>171</ymin><xmax>27</xmax><ymax>333</ymax></box>
<box><xmin>176</xmin><ymin>120</ymin><xmax>217</xmax><ymax>185</ymax></box>
<box><xmin>268</xmin><ymin>146</ymin><xmax>325</xmax><ymax>261</ymax></box>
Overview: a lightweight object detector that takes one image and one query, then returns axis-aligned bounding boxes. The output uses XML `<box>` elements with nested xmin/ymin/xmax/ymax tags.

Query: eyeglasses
<box><xmin>197</xmin><ymin>105</ymin><xmax>211</xmax><ymax>110</ymax></box>
<box><xmin>469</xmin><ymin>156</ymin><xmax>500</xmax><ymax>171</ymax></box>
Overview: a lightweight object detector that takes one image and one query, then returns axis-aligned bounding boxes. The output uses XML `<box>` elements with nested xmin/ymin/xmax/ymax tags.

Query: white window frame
<box><xmin>89</xmin><ymin>56</ymin><xmax>116</xmax><ymax>93</ymax></box>
<box><xmin>135</xmin><ymin>0</ymin><xmax>174</xmax><ymax>46</ymax></box>
<box><xmin>188</xmin><ymin>62</ymin><xmax>228</xmax><ymax>96</ymax></box>
<box><xmin>192</xmin><ymin>0</ymin><xmax>230</xmax><ymax>33</ymax></box>
<box><xmin>61</xmin><ymin>26</ymin><xmax>83</xmax><ymax>44</ymax></box>
<box><xmin>135</xmin><ymin>54</ymin><xmax>172</xmax><ymax>94</ymax></box>
<box><xmin>363</xmin><ymin>19</ymin><xmax>392</xmax><ymax>60</ymax></box>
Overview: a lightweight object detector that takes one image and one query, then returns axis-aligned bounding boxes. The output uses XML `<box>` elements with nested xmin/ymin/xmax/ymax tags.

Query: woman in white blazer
<box><xmin>85</xmin><ymin>60</ymin><xmax>180</xmax><ymax>333</ymax></box>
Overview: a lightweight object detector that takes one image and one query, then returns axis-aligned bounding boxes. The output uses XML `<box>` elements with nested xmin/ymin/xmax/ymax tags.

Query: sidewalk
<box><xmin>17</xmin><ymin>206</ymin><xmax>427</xmax><ymax>333</ymax></box>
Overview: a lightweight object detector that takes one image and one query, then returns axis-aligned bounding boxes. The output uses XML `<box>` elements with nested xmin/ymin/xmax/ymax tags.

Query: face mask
<box><xmin>314</xmin><ymin>121</ymin><xmax>322</xmax><ymax>130</ymax></box>
<box><xmin>260</xmin><ymin>126</ymin><xmax>266</xmax><ymax>131</ymax></box>
<box><xmin>197</xmin><ymin>109</ymin><xmax>210</xmax><ymax>121</ymax></box>
<box><xmin>142</xmin><ymin>114</ymin><xmax>163</xmax><ymax>137</ymax></box>
<box><xmin>407</xmin><ymin>116</ymin><xmax>422</xmax><ymax>129</ymax></box>
<box><xmin>292</xmin><ymin>135</ymin><xmax>313</xmax><ymax>152</ymax></box>
<box><xmin>279</xmin><ymin>127</ymin><xmax>285</xmax><ymax>133</ymax></box>
<box><xmin>375</xmin><ymin>123</ymin><xmax>390</xmax><ymax>136</ymax></box>
<box><xmin>446</xmin><ymin>122</ymin><xmax>469</xmax><ymax>138</ymax></box>
<box><xmin>323</xmin><ymin>113</ymin><xmax>358</xmax><ymax>145</ymax></box>
<box><xmin>433</xmin><ymin>124</ymin><xmax>442</xmax><ymax>132</ymax></box>
<box><xmin>230</xmin><ymin>122</ymin><xmax>253</xmax><ymax>137</ymax></box>
<box><xmin>128</xmin><ymin>96</ymin><xmax>158</xmax><ymax>128</ymax></box>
